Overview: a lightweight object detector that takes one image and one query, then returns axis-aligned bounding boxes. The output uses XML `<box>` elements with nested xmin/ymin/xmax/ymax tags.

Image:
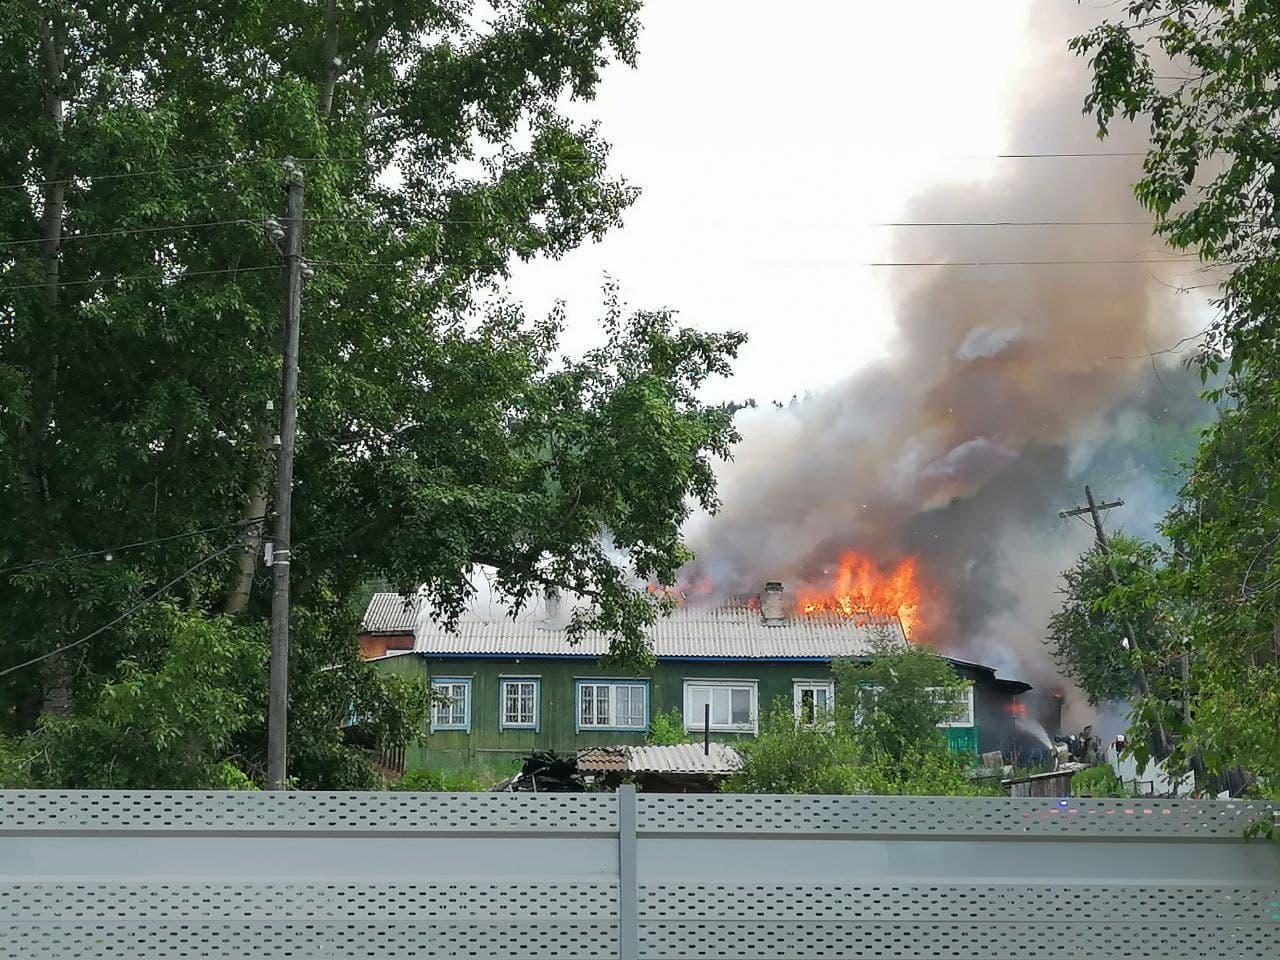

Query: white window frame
<box><xmin>430</xmin><ymin>677</ymin><xmax>472</xmax><ymax>732</ymax></box>
<box><xmin>500</xmin><ymin>678</ymin><xmax>540</xmax><ymax>731</ymax></box>
<box><xmin>792</xmin><ymin>680</ymin><xmax>836</xmax><ymax>726</ymax></box>
<box><xmin>576</xmin><ymin>680</ymin><xmax>649</xmax><ymax>732</ymax></box>
<box><xmin>683</xmin><ymin>679</ymin><xmax>759</xmax><ymax>734</ymax></box>
<box><xmin>929</xmin><ymin>685</ymin><xmax>975</xmax><ymax>728</ymax></box>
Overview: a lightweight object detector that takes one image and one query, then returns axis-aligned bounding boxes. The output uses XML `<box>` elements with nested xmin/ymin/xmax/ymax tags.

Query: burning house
<box><xmin>359</xmin><ymin>580</ymin><xmax>1041</xmax><ymax>774</ymax></box>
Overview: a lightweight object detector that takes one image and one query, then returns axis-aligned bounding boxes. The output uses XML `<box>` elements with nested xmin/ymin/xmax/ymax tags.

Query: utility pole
<box><xmin>1059</xmin><ymin>485</ymin><xmax>1170</xmax><ymax>759</ymax></box>
<box><xmin>267</xmin><ymin>160</ymin><xmax>305</xmax><ymax>790</ymax></box>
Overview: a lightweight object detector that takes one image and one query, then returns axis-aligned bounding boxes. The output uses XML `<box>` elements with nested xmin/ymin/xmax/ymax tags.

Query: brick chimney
<box><xmin>761</xmin><ymin>581</ymin><xmax>785</xmax><ymax>625</ymax></box>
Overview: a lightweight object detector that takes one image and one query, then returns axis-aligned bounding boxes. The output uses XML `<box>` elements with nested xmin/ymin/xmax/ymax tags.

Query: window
<box><xmin>501</xmin><ymin>678</ymin><xmax>539</xmax><ymax>730</ymax></box>
<box><xmin>683</xmin><ymin>680</ymin><xmax>758</xmax><ymax>733</ymax></box>
<box><xmin>576</xmin><ymin>680</ymin><xmax>648</xmax><ymax>731</ymax></box>
<box><xmin>430</xmin><ymin>678</ymin><xmax>471</xmax><ymax>732</ymax></box>
<box><xmin>929</xmin><ymin>685</ymin><xmax>975</xmax><ymax>727</ymax></box>
<box><xmin>793</xmin><ymin>680</ymin><xmax>835</xmax><ymax>725</ymax></box>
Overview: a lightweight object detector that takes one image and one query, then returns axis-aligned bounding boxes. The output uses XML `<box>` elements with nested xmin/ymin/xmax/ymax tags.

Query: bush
<box><xmin>646</xmin><ymin>708</ymin><xmax>692</xmax><ymax>746</ymax></box>
<box><xmin>1071</xmin><ymin>764</ymin><xmax>1126</xmax><ymax>798</ymax></box>
<box><xmin>393</xmin><ymin>765</ymin><xmax>497</xmax><ymax>791</ymax></box>
<box><xmin>724</xmin><ymin>699</ymin><xmax>860</xmax><ymax>794</ymax></box>
<box><xmin>857</xmin><ymin>746</ymin><xmax>998</xmax><ymax>797</ymax></box>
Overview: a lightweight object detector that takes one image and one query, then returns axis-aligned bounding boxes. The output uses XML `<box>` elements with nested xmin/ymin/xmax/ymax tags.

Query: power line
<box><xmin>0</xmin><ymin>263</ymin><xmax>278</xmax><ymax>293</ymax></box>
<box><xmin>0</xmin><ymin>218</ymin><xmax>260</xmax><ymax>249</ymax></box>
<box><xmin>867</xmin><ymin>257</ymin><xmax>1208</xmax><ymax>266</ymax></box>
<box><xmin>874</xmin><ymin>220</ymin><xmax>1155</xmax><ymax>227</ymax></box>
<box><xmin>0</xmin><ymin>515</ymin><xmax>268</xmax><ymax>578</ymax></box>
<box><xmin>0</xmin><ymin>536</ymin><xmax>249</xmax><ymax>680</ymax></box>
<box><xmin>0</xmin><ymin>156</ymin><xmax>370</xmax><ymax>193</ymax></box>
<box><xmin>0</xmin><ymin>216</ymin><xmax>513</xmax><ymax>250</ymax></box>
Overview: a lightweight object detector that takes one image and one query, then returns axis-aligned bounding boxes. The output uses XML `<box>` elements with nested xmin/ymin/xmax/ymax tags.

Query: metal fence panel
<box><xmin>0</xmin><ymin>790</ymin><xmax>1276</xmax><ymax>960</ymax></box>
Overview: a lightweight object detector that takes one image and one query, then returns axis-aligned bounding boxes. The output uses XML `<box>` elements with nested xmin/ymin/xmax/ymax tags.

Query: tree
<box><xmin>1047</xmin><ymin>535</ymin><xmax>1169</xmax><ymax>707</ymax></box>
<box><xmin>725</xmin><ymin>643</ymin><xmax>987</xmax><ymax>797</ymax></box>
<box><xmin>1072</xmin><ymin>1</ymin><xmax>1280</xmax><ymax>366</ymax></box>
<box><xmin>0</xmin><ymin>0</ymin><xmax>743</xmax><ymax>788</ymax></box>
<box><xmin>834</xmin><ymin>639</ymin><xmax>969</xmax><ymax>760</ymax></box>
<box><xmin>1073</xmin><ymin>3</ymin><xmax>1280</xmax><ymax>791</ymax></box>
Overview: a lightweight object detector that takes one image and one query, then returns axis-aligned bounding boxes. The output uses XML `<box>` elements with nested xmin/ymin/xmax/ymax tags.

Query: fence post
<box><xmin>617</xmin><ymin>783</ymin><xmax>638</xmax><ymax>960</ymax></box>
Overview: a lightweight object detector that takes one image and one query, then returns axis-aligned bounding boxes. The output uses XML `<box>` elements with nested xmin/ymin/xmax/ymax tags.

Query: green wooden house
<box><xmin>359</xmin><ymin>584</ymin><xmax>1032</xmax><ymax>772</ymax></box>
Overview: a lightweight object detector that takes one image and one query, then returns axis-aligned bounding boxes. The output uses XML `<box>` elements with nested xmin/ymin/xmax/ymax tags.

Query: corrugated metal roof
<box><xmin>368</xmin><ymin>593</ymin><xmax>906</xmax><ymax>659</ymax></box>
<box><xmin>577</xmin><ymin>743</ymin><xmax>743</xmax><ymax>775</ymax></box>
<box><xmin>361</xmin><ymin>593</ymin><xmax>420</xmax><ymax>634</ymax></box>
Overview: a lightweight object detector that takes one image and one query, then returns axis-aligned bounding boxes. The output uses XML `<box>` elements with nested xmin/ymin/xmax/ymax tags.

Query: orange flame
<box><xmin>795</xmin><ymin>552</ymin><xmax>923</xmax><ymax>638</ymax></box>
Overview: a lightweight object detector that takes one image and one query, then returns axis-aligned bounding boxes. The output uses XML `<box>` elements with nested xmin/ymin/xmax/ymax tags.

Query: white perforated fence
<box><xmin>0</xmin><ymin>791</ymin><xmax>1277</xmax><ymax>959</ymax></box>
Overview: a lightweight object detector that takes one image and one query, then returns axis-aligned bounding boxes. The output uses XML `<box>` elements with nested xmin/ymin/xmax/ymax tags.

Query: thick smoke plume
<box><xmin>683</xmin><ymin>5</ymin><xmax>1211</xmax><ymax>719</ymax></box>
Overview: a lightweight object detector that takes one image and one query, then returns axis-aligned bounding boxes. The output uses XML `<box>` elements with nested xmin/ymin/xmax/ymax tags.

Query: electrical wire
<box><xmin>0</xmin><ymin>536</ymin><xmax>250</xmax><ymax>680</ymax></box>
<box><xmin>0</xmin><ymin>264</ymin><xmax>279</xmax><ymax>293</ymax></box>
<box><xmin>0</xmin><ymin>156</ymin><xmax>370</xmax><ymax>193</ymax></box>
<box><xmin>0</xmin><ymin>151</ymin><xmax>1155</xmax><ymax>193</ymax></box>
<box><xmin>0</xmin><ymin>216</ymin><xmax>499</xmax><ymax>249</ymax></box>
<box><xmin>874</xmin><ymin>220</ymin><xmax>1156</xmax><ymax>227</ymax></box>
<box><xmin>867</xmin><ymin>257</ymin><xmax>1209</xmax><ymax>266</ymax></box>
<box><xmin>0</xmin><ymin>514</ymin><xmax>268</xmax><ymax>577</ymax></box>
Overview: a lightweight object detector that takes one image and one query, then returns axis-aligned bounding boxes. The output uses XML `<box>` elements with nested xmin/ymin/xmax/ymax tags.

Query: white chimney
<box><xmin>761</xmin><ymin>581</ymin><xmax>785</xmax><ymax>625</ymax></box>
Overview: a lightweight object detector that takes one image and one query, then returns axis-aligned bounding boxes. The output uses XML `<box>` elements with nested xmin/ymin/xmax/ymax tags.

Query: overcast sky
<box><xmin>506</xmin><ymin>0</ymin><xmax>1040</xmax><ymax>404</ymax></box>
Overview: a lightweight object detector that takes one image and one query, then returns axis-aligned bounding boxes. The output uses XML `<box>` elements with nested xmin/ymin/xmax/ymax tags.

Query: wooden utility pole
<box><xmin>267</xmin><ymin>161</ymin><xmax>305</xmax><ymax>790</ymax></box>
<box><xmin>1059</xmin><ymin>485</ymin><xmax>1170</xmax><ymax>759</ymax></box>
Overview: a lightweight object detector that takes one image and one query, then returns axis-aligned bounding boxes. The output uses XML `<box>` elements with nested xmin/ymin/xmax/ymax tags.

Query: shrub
<box><xmin>393</xmin><ymin>765</ymin><xmax>497</xmax><ymax>791</ymax></box>
<box><xmin>857</xmin><ymin>745</ymin><xmax>998</xmax><ymax>797</ymax></box>
<box><xmin>724</xmin><ymin>699</ymin><xmax>859</xmax><ymax>794</ymax></box>
<box><xmin>1071</xmin><ymin>764</ymin><xmax>1126</xmax><ymax>798</ymax></box>
<box><xmin>646</xmin><ymin>708</ymin><xmax>692</xmax><ymax>745</ymax></box>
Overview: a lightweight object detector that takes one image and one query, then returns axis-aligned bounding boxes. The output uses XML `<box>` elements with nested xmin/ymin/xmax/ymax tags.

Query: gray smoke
<box><xmin>683</xmin><ymin>4</ymin><xmax>1213</xmax><ymax>721</ymax></box>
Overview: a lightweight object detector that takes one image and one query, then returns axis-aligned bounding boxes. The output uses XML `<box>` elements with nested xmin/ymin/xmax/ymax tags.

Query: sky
<box><xmin>506</xmin><ymin>0</ymin><xmax>1040</xmax><ymax>404</ymax></box>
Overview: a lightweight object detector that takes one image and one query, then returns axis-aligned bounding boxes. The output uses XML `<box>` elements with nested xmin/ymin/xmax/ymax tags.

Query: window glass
<box><xmin>578</xmin><ymin>682</ymin><xmax>646</xmax><ymax>728</ymax></box>
<box><xmin>503</xmin><ymin>680</ymin><xmax>537</xmax><ymax>727</ymax></box>
<box><xmin>431</xmin><ymin>680</ymin><xmax>469</xmax><ymax>729</ymax></box>
<box><xmin>730</xmin><ymin>687</ymin><xmax>751</xmax><ymax>725</ymax></box>
<box><xmin>684</xmin><ymin>682</ymin><xmax>757</xmax><ymax>731</ymax></box>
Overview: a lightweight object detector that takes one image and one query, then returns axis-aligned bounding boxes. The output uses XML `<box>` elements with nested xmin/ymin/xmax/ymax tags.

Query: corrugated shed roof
<box><xmin>361</xmin><ymin>593</ymin><xmax>420</xmax><ymax>634</ymax></box>
<box><xmin>375</xmin><ymin>594</ymin><xmax>906</xmax><ymax>659</ymax></box>
<box><xmin>577</xmin><ymin>743</ymin><xmax>743</xmax><ymax>775</ymax></box>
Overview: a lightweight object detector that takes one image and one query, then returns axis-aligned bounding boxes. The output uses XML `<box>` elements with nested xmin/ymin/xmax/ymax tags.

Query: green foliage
<box><xmin>726</xmin><ymin>643</ymin><xmax>986</xmax><ymax>797</ymax></box>
<box><xmin>1073</xmin><ymin>5</ymin><xmax>1280</xmax><ymax>794</ymax></box>
<box><xmin>722</xmin><ymin>698</ymin><xmax>860</xmax><ymax>795</ymax></box>
<box><xmin>834</xmin><ymin>638</ymin><xmax>968</xmax><ymax>760</ymax></box>
<box><xmin>1071</xmin><ymin>764</ymin><xmax>1126</xmax><ymax>799</ymax></box>
<box><xmin>1072</xmin><ymin>1</ymin><xmax>1280</xmax><ymax>368</ymax></box>
<box><xmin>12</xmin><ymin>607</ymin><xmax>265</xmax><ymax>789</ymax></box>
<box><xmin>1047</xmin><ymin>535</ymin><xmax>1168</xmax><ymax>706</ymax></box>
<box><xmin>393</xmin><ymin>764</ymin><xmax>504</xmax><ymax>792</ymax></box>
<box><xmin>855</xmin><ymin>745</ymin><xmax>997</xmax><ymax>798</ymax></box>
<box><xmin>0</xmin><ymin>1</ymin><xmax>741</xmax><ymax>788</ymax></box>
<box><xmin>646</xmin><ymin>707</ymin><xmax>692</xmax><ymax>746</ymax></box>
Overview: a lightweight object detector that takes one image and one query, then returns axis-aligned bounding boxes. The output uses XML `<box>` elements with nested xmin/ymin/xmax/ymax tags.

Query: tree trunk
<box><xmin>35</xmin><ymin>13</ymin><xmax>71</xmax><ymax>718</ymax></box>
<box><xmin>223</xmin><ymin>423</ymin><xmax>272</xmax><ymax>616</ymax></box>
<box><xmin>318</xmin><ymin>0</ymin><xmax>340</xmax><ymax>117</ymax></box>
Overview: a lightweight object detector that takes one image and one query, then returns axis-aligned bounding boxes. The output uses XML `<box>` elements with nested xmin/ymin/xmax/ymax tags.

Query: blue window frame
<box><xmin>430</xmin><ymin>677</ymin><xmax>472</xmax><ymax>732</ymax></box>
<box><xmin>574</xmin><ymin>679</ymin><xmax>649</xmax><ymax>733</ymax></box>
<box><xmin>499</xmin><ymin>677</ymin><xmax>540</xmax><ymax>731</ymax></box>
